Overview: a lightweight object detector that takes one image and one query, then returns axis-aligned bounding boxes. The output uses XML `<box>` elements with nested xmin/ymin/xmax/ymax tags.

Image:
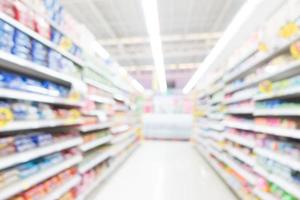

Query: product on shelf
<box><xmin>0</xmin><ymin>130</ymin><xmax>80</xmax><ymax>157</ymax></box>
<box><xmin>11</xmin><ymin>167</ymin><xmax>78</xmax><ymax>200</ymax></box>
<box><xmin>225</xmin><ymin>87</ymin><xmax>257</xmax><ymax>102</ymax></box>
<box><xmin>258</xmin><ymin>74</ymin><xmax>300</xmax><ymax>96</ymax></box>
<box><xmin>82</xmin><ymin>130</ymin><xmax>110</xmax><ymax>144</ymax></box>
<box><xmin>75</xmin><ymin>161</ymin><xmax>108</xmax><ymax>196</ymax></box>
<box><xmin>0</xmin><ymin>19</ymin><xmax>14</xmax><ymax>53</ymax></box>
<box><xmin>227</xmin><ymin>53</ymin><xmax>295</xmax><ymax>92</ymax></box>
<box><xmin>254</xmin><ymin>117</ymin><xmax>299</xmax><ymax>129</ymax></box>
<box><xmin>226</xmin><ymin>100</ymin><xmax>254</xmax><ymax>111</ymax></box>
<box><xmin>256</xmin><ymin>99</ymin><xmax>300</xmax><ymax>110</ymax></box>
<box><xmin>257</xmin><ymin>155</ymin><xmax>300</xmax><ymax>187</ymax></box>
<box><xmin>0</xmin><ymin>100</ymin><xmax>81</xmax><ymax>125</ymax></box>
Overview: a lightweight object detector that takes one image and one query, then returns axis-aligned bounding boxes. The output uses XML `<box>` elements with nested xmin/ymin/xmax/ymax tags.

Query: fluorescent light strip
<box><xmin>142</xmin><ymin>0</ymin><xmax>167</xmax><ymax>93</ymax></box>
<box><xmin>182</xmin><ymin>0</ymin><xmax>261</xmax><ymax>94</ymax></box>
<box><xmin>95</xmin><ymin>42</ymin><xmax>110</xmax><ymax>60</ymax></box>
<box><xmin>117</xmin><ymin>65</ymin><xmax>145</xmax><ymax>94</ymax></box>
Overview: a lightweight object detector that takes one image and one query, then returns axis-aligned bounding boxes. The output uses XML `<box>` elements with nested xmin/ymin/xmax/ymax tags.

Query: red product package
<box><xmin>23</xmin><ymin>184</ymin><xmax>46</xmax><ymax>200</ymax></box>
<box><xmin>43</xmin><ymin>176</ymin><xmax>60</xmax><ymax>193</ymax></box>
<box><xmin>33</xmin><ymin>14</ymin><xmax>50</xmax><ymax>39</ymax></box>
<box><xmin>12</xmin><ymin>1</ymin><xmax>34</xmax><ymax>30</ymax></box>
<box><xmin>58</xmin><ymin>169</ymin><xmax>72</xmax><ymax>182</ymax></box>
<box><xmin>0</xmin><ymin>0</ymin><xmax>14</xmax><ymax>17</ymax></box>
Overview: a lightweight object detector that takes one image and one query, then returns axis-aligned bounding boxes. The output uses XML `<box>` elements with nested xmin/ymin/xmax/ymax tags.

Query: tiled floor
<box><xmin>91</xmin><ymin>141</ymin><xmax>237</xmax><ymax>200</ymax></box>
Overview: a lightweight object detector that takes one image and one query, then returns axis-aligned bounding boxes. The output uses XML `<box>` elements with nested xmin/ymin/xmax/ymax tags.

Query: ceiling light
<box><xmin>182</xmin><ymin>0</ymin><xmax>263</xmax><ymax>94</ymax></box>
<box><xmin>95</xmin><ymin>42</ymin><xmax>110</xmax><ymax>60</ymax></box>
<box><xmin>131</xmin><ymin>78</ymin><xmax>145</xmax><ymax>94</ymax></box>
<box><xmin>142</xmin><ymin>0</ymin><xmax>167</xmax><ymax>93</ymax></box>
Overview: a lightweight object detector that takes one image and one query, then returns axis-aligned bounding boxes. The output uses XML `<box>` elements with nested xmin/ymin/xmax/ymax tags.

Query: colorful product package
<box><xmin>12</xmin><ymin>1</ymin><xmax>35</xmax><ymax>30</ymax></box>
<box><xmin>34</xmin><ymin>15</ymin><xmax>50</xmax><ymax>39</ymax></box>
<box><xmin>18</xmin><ymin>161</ymin><xmax>39</xmax><ymax>179</ymax></box>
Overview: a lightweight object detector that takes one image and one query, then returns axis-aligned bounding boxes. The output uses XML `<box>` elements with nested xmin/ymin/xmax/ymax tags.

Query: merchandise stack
<box><xmin>193</xmin><ymin>4</ymin><xmax>300</xmax><ymax>200</ymax></box>
<box><xmin>0</xmin><ymin>0</ymin><xmax>141</xmax><ymax>200</ymax></box>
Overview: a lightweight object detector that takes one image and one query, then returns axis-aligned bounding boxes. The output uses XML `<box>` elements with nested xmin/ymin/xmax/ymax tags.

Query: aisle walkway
<box><xmin>91</xmin><ymin>141</ymin><xmax>237</xmax><ymax>200</ymax></box>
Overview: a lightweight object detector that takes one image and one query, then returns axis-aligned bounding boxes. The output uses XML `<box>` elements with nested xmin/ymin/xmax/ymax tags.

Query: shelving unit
<box><xmin>0</xmin><ymin>1</ymin><xmax>141</xmax><ymax>199</ymax></box>
<box><xmin>193</xmin><ymin>7</ymin><xmax>300</xmax><ymax>199</ymax></box>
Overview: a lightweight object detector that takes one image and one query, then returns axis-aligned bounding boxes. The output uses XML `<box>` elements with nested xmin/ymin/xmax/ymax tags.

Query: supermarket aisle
<box><xmin>91</xmin><ymin>141</ymin><xmax>237</xmax><ymax>200</ymax></box>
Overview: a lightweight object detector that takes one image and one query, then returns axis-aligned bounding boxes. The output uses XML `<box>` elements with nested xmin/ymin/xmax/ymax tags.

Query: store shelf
<box><xmin>0</xmin><ymin>12</ymin><xmax>85</xmax><ymax>69</ymax></box>
<box><xmin>225</xmin><ymin>39</ymin><xmax>295</xmax><ymax>83</ymax></box>
<box><xmin>225</xmin><ymin>81</ymin><xmax>257</xmax><ymax>94</ymax></box>
<box><xmin>80</xmin><ymin>135</ymin><xmax>112</xmax><ymax>152</ymax></box>
<box><xmin>0</xmin><ymin>137</ymin><xmax>82</xmax><ymax>171</ymax></box>
<box><xmin>82</xmin><ymin>110</ymin><xmax>107</xmax><ymax>117</ymax></box>
<box><xmin>254</xmin><ymin>165</ymin><xmax>300</xmax><ymax>199</ymax></box>
<box><xmin>223</xmin><ymin>121</ymin><xmax>253</xmax><ymax>131</ymax></box>
<box><xmin>253</xmin><ymin>125</ymin><xmax>300</xmax><ymax>139</ymax></box>
<box><xmin>225</xmin><ymin>147</ymin><xmax>255</xmax><ymax>167</ymax></box>
<box><xmin>206</xmin><ymin>145</ymin><xmax>257</xmax><ymax>186</ymax></box>
<box><xmin>255</xmin><ymin>148</ymin><xmax>300</xmax><ymax>171</ymax></box>
<box><xmin>224</xmin><ymin>93</ymin><xmax>254</xmax><ymax>104</ymax></box>
<box><xmin>225</xmin><ymin>48</ymin><xmax>257</xmax><ymax>75</ymax></box>
<box><xmin>207</xmin><ymin>113</ymin><xmax>224</xmax><ymax>121</ymax></box>
<box><xmin>88</xmin><ymin>95</ymin><xmax>114</xmax><ymax>104</ymax></box>
<box><xmin>226</xmin><ymin>108</ymin><xmax>253</xmax><ymax>115</ymax></box>
<box><xmin>209</xmin><ymin>141</ymin><xmax>224</xmax><ymax>153</ymax></box>
<box><xmin>225</xmin><ymin>134</ymin><xmax>255</xmax><ymax>148</ymax></box>
<box><xmin>0</xmin><ymin>155</ymin><xmax>82</xmax><ymax>200</ymax></box>
<box><xmin>255</xmin><ymin>86</ymin><xmax>300</xmax><ymax>101</ymax></box>
<box><xmin>253</xmin><ymin>188</ymin><xmax>277</xmax><ymax>200</ymax></box>
<box><xmin>208</xmin><ymin>123</ymin><xmax>224</xmax><ymax>132</ymax></box>
<box><xmin>78</xmin><ymin>153</ymin><xmax>110</xmax><ymax>174</ymax></box>
<box><xmin>109</xmin><ymin>136</ymin><xmax>137</xmax><ymax>157</ymax></box>
<box><xmin>211</xmin><ymin>98</ymin><xmax>223</xmax><ymax>105</ymax></box>
<box><xmin>76</xmin><ymin>142</ymin><xmax>140</xmax><ymax>200</ymax></box>
<box><xmin>254</xmin><ymin>108</ymin><xmax>300</xmax><ymax>116</ymax></box>
<box><xmin>111</xmin><ymin>131</ymin><xmax>135</xmax><ymax>144</ymax></box>
<box><xmin>0</xmin><ymin>88</ymin><xmax>83</xmax><ymax>107</ymax></box>
<box><xmin>111</xmin><ymin>125</ymin><xmax>130</xmax><ymax>134</ymax></box>
<box><xmin>85</xmin><ymin>79</ymin><xmax>117</xmax><ymax>95</ymax></box>
<box><xmin>226</xmin><ymin>60</ymin><xmax>300</xmax><ymax>94</ymax></box>
<box><xmin>208</xmin><ymin>82</ymin><xmax>224</xmax><ymax>95</ymax></box>
<box><xmin>0</xmin><ymin>50</ymin><xmax>74</xmax><ymax>86</ymax></box>
<box><xmin>198</xmin><ymin>131</ymin><xmax>225</xmax><ymax>142</ymax></box>
<box><xmin>0</xmin><ymin>119</ymin><xmax>83</xmax><ymax>133</ymax></box>
<box><xmin>221</xmin><ymin>155</ymin><xmax>257</xmax><ymax>185</ymax></box>
<box><xmin>194</xmin><ymin>145</ymin><xmax>245</xmax><ymax>200</ymax></box>
<box><xmin>80</xmin><ymin>122</ymin><xmax>111</xmax><ymax>133</ymax></box>
<box><xmin>43</xmin><ymin>175</ymin><xmax>81</xmax><ymax>200</ymax></box>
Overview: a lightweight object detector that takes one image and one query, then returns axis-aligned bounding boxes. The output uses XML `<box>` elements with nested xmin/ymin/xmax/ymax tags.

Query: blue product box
<box><xmin>0</xmin><ymin>45</ymin><xmax>13</xmax><ymax>53</ymax></box>
<box><xmin>0</xmin><ymin>32</ymin><xmax>14</xmax><ymax>45</ymax></box>
<box><xmin>50</xmin><ymin>28</ymin><xmax>62</xmax><ymax>44</ymax></box>
<box><xmin>31</xmin><ymin>133</ymin><xmax>53</xmax><ymax>146</ymax></box>
<box><xmin>12</xmin><ymin>45</ymin><xmax>31</xmax><ymax>54</ymax></box>
<box><xmin>58</xmin><ymin>85</ymin><xmax>69</xmax><ymax>97</ymax></box>
<box><xmin>18</xmin><ymin>162</ymin><xmax>39</xmax><ymax>179</ymax></box>
<box><xmin>48</xmin><ymin>50</ymin><xmax>61</xmax><ymax>70</ymax></box>
<box><xmin>32</xmin><ymin>59</ymin><xmax>47</xmax><ymax>67</ymax></box>
<box><xmin>37</xmin><ymin>159</ymin><xmax>52</xmax><ymax>169</ymax></box>
<box><xmin>13</xmin><ymin>52</ymin><xmax>31</xmax><ymax>61</ymax></box>
<box><xmin>11</xmin><ymin>102</ymin><xmax>32</xmax><ymax>121</ymax></box>
<box><xmin>4</xmin><ymin>72</ymin><xmax>24</xmax><ymax>90</ymax></box>
<box><xmin>15</xmin><ymin>136</ymin><xmax>36</xmax><ymax>152</ymax></box>
<box><xmin>13</xmin><ymin>30</ymin><xmax>31</xmax><ymax>48</ymax></box>
<box><xmin>43</xmin><ymin>81</ymin><xmax>59</xmax><ymax>93</ymax></box>
<box><xmin>0</xmin><ymin>20</ymin><xmax>15</xmax><ymax>34</ymax></box>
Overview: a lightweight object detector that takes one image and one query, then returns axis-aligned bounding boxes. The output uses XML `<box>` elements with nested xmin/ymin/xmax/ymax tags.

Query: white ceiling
<box><xmin>62</xmin><ymin>0</ymin><xmax>244</xmax><ymax>67</ymax></box>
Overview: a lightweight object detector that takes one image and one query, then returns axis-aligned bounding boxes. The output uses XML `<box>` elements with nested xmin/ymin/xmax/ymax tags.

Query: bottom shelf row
<box><xmin>4</xmin><ymin>136</ymin><xmax>140</xmax><ymax>200</ymax></box>
<box><xmin>194</xmin><ymin>139</ymin><xmax>299</xmax><ymax>200</ymax></box>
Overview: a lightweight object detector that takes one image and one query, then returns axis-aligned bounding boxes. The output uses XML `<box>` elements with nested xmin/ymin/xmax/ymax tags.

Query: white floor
<box><xmin>91</xmin><ymin>141</ymin><xmax>237</xmax><ymax>200</ymax></box>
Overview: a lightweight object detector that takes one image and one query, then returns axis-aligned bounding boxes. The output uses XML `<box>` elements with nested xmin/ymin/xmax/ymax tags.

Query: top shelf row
<box><xmin>224</xmin><ymin>34</ymin><xmax>300</xmax><ymax>84</ymax></box>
